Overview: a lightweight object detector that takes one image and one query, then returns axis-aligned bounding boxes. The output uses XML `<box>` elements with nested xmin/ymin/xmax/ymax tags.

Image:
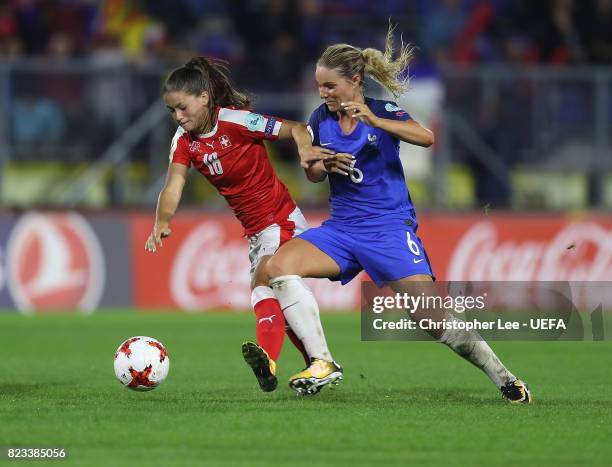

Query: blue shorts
<box><xmin>298</xmin><ymin>222</ymin><xmax>434</xmax><ymax>287</ymax></box>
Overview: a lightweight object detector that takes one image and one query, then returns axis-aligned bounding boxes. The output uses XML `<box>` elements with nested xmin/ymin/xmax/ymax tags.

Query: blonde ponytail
<box><xmin>362</xmin><ymin>25</ymin><xmax>415</xmax><ymax>97</ymax></box>
<box><xmin>318</xmin><ymin>24</ymin><xmax>415</xmax><ymax>98</ymax></box>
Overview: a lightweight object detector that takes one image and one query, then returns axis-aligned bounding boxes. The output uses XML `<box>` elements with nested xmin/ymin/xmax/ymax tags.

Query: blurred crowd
<box><xmin>1</xmin><ymin>0</ymin><xmax>611</xmax><ymax>80</ymax></box>
<box><xmin>0</xmin><ymin>0</ymin><xmax>611</xmax><ymax>209</ymax></box>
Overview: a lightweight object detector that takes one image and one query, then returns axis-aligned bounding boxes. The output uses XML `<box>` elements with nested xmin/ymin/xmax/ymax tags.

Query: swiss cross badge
<box><xmin>219</xmin><ymin>135</ymin><xmax>231</xmax><ymax>149</ymax></box>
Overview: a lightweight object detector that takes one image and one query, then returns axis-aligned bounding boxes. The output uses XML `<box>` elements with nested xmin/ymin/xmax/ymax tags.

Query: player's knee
<box><xmin>251</xmin><ymin>256</ymin><xmax>272</xmax><ymax>289</ymax></box>
<box><xmin>251</xmin><ymin>276</ymin><xmax>267</xmax><ymax>290</ymax></box>
<box><xmin>266</xmin><ymin>254</ymin><xmax>298</xmax><ymax>280</ymax></box>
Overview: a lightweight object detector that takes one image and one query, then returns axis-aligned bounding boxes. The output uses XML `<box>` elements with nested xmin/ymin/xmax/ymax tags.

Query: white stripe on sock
<box><xmin>251</xmin><ymin>285</ymin><xmax>276</xmax><ymax>308</ymax></box>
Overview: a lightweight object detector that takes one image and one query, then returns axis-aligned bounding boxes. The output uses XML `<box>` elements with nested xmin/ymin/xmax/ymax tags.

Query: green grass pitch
<box><xmin>1</xmin><ymin>311</ymin><xmax>612</xmax><ymax>466</ymax></box>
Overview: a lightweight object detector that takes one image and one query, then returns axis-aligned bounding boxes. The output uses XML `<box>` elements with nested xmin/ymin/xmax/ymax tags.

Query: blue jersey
<box><xmin>308</xmin><ymin>97</ymin><xmax>416</xmax><ymax>232</ymax></box>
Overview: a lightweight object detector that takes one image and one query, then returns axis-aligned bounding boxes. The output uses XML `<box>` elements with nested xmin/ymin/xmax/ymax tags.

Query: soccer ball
<box><xmin>113</xmin><ymin>336</ymin><xmax>170</xmax><ymax>391</ymax></box>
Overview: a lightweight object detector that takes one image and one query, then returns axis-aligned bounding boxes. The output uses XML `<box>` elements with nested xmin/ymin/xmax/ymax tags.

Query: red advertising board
<box><xmin>1</xmin><ymin>211</ymin><xmax>610</xmax><ymax>312</ymax></box>
<box><xmin>131</xmin><ymin>212</ymin><xmax>362</xmax><ymax>311</ymax></box>
<box><xmin>3</xmin><ymin>212</ymin><xmax>106</xmax><ymax>313</ymax></box>
<box><xmin>420</xmin><ymin>214</ymin><xmax>612</xmax><ymax>282</ymax></box>
<box><xmin>0</xmin><ymin>212</ymin><xmax>612</xmax><ymax>313</ymax></box>
<box><xmin>132</xmin><ymin>212</ymin><xmax>612</xmax><ymax>311</ymax></box>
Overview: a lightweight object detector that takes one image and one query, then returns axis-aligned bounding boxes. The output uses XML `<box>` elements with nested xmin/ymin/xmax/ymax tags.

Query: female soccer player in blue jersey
<box><xmin>267</xmin><ymin>29</ymin><xmax>531</xmax><ymax>403</ymax></box>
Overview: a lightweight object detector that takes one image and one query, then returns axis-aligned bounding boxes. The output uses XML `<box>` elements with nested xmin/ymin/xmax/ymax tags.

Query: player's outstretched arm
<box><xmin>145</xmin><ymin>163</ymin><xmax>188</xmax><ymax>253</ymax></box>
<box><xmin>377</xmin><ymin>119</ymin><xmax>435</xmax><ymax>147</ymax></box>
<box><xmin>304</xmin><ymin>160</ymin><xmax>328</xmax><ymax>183</ymax></box>
<box><xmin>304</xmin><ymin>153</ymin><xmax>354</xmax><ymax>182</ymax></box>
<box><xmin>341</xmin><ymin>101</ymin><xmax>435</xmax><ymax>147</ymax></box>
<box><xmin>278</xmin><ymin>120</ymin><xmax>335</xmax><ymax>168</ymax></box>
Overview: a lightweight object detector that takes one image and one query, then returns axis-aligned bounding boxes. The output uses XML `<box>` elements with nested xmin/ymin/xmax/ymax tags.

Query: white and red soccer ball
<box><xmin>114</xmin><ymin>336</ymin><xmax>170</xmax><ymax>391</ymax></box>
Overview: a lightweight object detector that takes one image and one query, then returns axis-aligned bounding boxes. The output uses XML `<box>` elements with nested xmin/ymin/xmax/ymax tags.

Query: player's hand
<box><xmin>323</xmin><ymin>153</ymin><xmax>354</xmax><ymax>176</ymax></box>
<box><xmin>145</xmin><ymin>222</ymin><xmax>172</xmax><ymax>253</ymax></box>
<box><xmin>298</xmin><ymin>145</ymin><xmax>335</xmax><ymax>169</ymax></box>
<box><xmin>341</xmin><ymin>101</ymin><xmax>380</xmax><ymax>127</ymax></box>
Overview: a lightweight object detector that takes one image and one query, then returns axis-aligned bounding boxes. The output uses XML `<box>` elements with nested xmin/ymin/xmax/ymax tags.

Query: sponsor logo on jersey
<box><xmin>205</xmin><ymin>141</ymin><xmax>215</xmax><ymax>149</ymax></box>
<box><xmin>219</xmin><ymin>135</ymin><xmax>232</xmax><ymax>148</ymax></box>
<box><xmin>245</xmin><ymin>113</ymin><xmax>265</xmax><ymax>132</ymax></box>
<box><xmin>6</xmin><ymin>212</ymin><xmax>105</xmax><ymax>313</ymax></box>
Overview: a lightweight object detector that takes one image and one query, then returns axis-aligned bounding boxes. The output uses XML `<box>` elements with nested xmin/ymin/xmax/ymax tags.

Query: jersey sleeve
<box><xmin>372</xmin><ymin>100</ymin><xmax>412</xmax><ymax>122</ymax></box>
<box><xmin>169</xmin><ymin>127</ymin><xmax>191</xmax><ymax>167</ymax></box>
<box><xmin>306</xmin><ymin>105</ymin><xmax>326</xmax><ymax>146</ymax></box>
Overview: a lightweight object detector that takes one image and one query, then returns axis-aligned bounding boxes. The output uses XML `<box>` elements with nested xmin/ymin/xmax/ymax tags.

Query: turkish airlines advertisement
<box><xmin>0</xmin><ymin>211</ymin><xmax>610</xmax><ymax>313</ymax></box>
<box><xmin>0</xmin><ymin>211</ymin><xmax>132</xmax><ymax>313</ymax></box>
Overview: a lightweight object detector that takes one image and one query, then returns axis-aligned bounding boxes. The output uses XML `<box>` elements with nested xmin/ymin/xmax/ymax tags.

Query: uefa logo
<box><xmin>6</xmin><ymin>212</ymin><xmax>105</xmax><ymax>314</ymax></box>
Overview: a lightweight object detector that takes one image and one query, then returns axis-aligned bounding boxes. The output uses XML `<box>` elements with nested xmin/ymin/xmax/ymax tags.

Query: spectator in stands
<box><xmin>0</xmin><ymin>36</ymin><xmax>24</xmax><ymax>59</ymax></box>
<box><xmin>85</xmin><ymin>33</ymin><xmax>129</xmax><ymax>151</ymax></box>
<box><xmin>12</xmin><ymin>89</ymin><xmax>67</xmax><ymax>149</ymax></box>
<box><xmin>226</xmin><ymin>0</ymin><xmax>301</xmax><ymax>90</ymax></box>
<box><xmin>422</xmin><ymin>0</ymin><xmax>467</xmax><ymax>65</ymax></box>
<box><xmin>580</xmin><ymin>0</ymin><xmax>612</xmax><ymax>63</ymax></box>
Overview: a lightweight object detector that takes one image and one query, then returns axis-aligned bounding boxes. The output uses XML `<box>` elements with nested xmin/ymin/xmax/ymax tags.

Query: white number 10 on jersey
<box><xmin>203</xmin><ymin>152</ymin><xmax>223</xmax><ymax>175</ymax></box>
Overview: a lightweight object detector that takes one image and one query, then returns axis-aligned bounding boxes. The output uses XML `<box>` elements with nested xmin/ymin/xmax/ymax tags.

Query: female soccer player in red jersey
<box><xmin>144</xmin><ymin>57</ymin><xmax>333</xmax><ymax>392</ymax></box>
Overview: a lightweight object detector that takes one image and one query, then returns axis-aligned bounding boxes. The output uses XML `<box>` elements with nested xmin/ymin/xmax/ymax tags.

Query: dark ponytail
<box><xmin>163</xmin><ymin>57</ymin><xmax>251</xmax><ymax>109</ymax></box>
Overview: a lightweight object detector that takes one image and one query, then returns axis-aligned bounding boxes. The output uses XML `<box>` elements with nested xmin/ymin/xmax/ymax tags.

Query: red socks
<box><xmin>251</xmin><ymin>286</ymin><xmax>310</xmax><ymax>364</ymax></box>
<box><xmin>253</xmin><ymin>296</ymin><xmax>286</xmax><ymax>361</ymax></box>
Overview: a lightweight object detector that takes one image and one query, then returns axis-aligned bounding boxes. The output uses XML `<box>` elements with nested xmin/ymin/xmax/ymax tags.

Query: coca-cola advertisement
<box><xmin>131</xmin><ymin>211</ymin><xmax>612</xmax><ymax>312</ymax></box>
<box><xmin>420</xmin><ymin>214</ymin><xmax>612</xmax><ymax>282</ymax></box>
<box><xmin>131</xmin><ymin>213</ymin><xmax>361</xmax><ymax>311</ymax></box>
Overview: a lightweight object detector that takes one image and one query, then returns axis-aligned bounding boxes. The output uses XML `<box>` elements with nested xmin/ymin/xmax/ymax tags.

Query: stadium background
<box><xmin>0</xmin><ymin>0</ymin><xmax>610</xmax><ymax>312</ymax></box>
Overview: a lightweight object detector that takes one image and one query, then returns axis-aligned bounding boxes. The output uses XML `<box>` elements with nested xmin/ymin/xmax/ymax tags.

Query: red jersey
<box><xmin>169</xmin><ymin>106</ymin><xmax>296</xmax><ymax>235</ymax></box>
